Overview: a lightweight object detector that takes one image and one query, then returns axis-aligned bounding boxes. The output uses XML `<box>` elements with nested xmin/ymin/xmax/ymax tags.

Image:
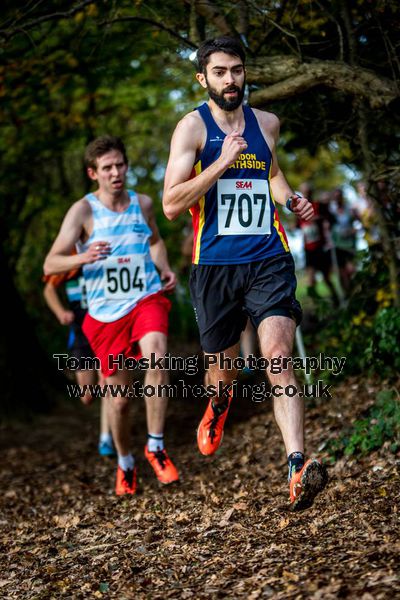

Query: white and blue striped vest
<box><xmin>79</xmin><ymin>191</ymin><xmax>161</xmax><ymax>322</ymax></box>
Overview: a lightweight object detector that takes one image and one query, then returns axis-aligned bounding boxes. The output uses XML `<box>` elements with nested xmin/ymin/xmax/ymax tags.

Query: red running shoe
<box><xmin>197</xmin><ymin>395</ymin><xmax>232</xmax><ymax>456</ymax></box>
<box><xmin>144</xmin><ymin>445</ymin><xmax>179</xmax><ymax>484</ymax></box>
<box><xmin>115</xmin><ymin>466</ymin><xmax>137</xmax><ymax>495</ymax></box>
<box><xmin>290</xmin><ymin>458</ymin><xmax>328</xmax><ymax>511</ymax></box>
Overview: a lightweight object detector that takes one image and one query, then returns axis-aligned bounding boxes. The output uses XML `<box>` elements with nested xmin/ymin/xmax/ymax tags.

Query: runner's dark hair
<box><xmin>196</xmin><ymin>37</ymin><xmax>246</xmax><ymax>74</ymax></box>
<box><xmin>85</xmin><ymin>135</ymin><xmax>128</xmax><ymax>169</ymax></box>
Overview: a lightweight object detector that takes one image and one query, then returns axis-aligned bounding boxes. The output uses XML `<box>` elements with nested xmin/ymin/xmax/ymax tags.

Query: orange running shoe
<box><xmin>197</xmin><ymin>395</ymin><xmax>232</xmax><ymax>456</ymax></box>
<box><xmin>290</xmin><ymin>458</ymin><xmax>328</xmax><ymax>511</ymax></box>
<box><xmin>144</xmin><ymin>446</ymin><xmax>179</xmax><ymax>485</ymax></box>
<box><xmin>115</xmin><ymin>466</ymin><xmax>137</xmax><ymax>495</ymax></box>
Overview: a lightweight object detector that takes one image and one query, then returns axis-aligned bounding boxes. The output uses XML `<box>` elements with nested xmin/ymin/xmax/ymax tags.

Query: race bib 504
<box><xmin>103</xmin><ymin>255</ymin><xmax>146</xmax><ymax>300</ymax></box>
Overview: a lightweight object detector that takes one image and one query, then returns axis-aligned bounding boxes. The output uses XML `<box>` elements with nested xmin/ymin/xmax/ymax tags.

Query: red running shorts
<box><xmin>82</xmin><ymin>292</ymin><xmax>171</xmax><ymax>377</ymax></box>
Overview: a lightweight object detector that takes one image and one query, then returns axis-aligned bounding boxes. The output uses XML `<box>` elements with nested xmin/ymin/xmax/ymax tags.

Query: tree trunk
<box><xmin>356</xmin><ymin>103</ymin><xmax>400</xmax><ymax>307</ymax></box>
<box><xmin>0</xmin><ymin>231</ymin><xmax>65</xmax><ymax>419</ymax></box>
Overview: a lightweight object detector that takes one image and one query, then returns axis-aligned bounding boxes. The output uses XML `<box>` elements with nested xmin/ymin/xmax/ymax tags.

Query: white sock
<box><xmin>148</xmin><ymin>433</ymin><xmax>164</xmax><ymax>452</ymax></box>
<box><xmin>118</xmin><ymin>454</ymin><xmax>135</xmax><ymax>471</ymax></box>
<box><xmin>100</xmin><ymin>432</ymin><xmax>113</xmax><ymax>444</ymax></box>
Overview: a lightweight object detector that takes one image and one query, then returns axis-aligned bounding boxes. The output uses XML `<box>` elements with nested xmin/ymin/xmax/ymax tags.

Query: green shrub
<box><xmin>363</xmin><ymin>307</ymin><xmax>400</xmax><ymax>375</ymax></box>
<box><xmin>311</xmin><ymin>251</ymin><xmax>400</xmax><ymax>379</ymax></box>
<box><xmin>328</xmin><ymin>389</ymin><xmax>400</xmax><ymax>460</ymax></box>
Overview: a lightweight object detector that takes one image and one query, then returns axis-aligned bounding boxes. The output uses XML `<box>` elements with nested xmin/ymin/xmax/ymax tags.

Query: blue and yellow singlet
<box><xmin>190</xmin><ymin>102</ymin><xmax>290</xmax><ymax>265</ymax></box>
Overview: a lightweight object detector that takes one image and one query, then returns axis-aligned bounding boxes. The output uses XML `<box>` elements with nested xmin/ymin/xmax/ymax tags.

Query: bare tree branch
<box><xmin>340</xmin><ymin>0</ymin><xmax>356</xmax><ymax>65</ymax></box>
<box><xmin>189</xmin><ymin>0</ymin><xmax>204</xmax><ymax>46</ymax></box>
<box><xmin>194</xmin><ymin>0</ymin><xmax>237</xmax><ymax>37</ymax></box>
<box><xmin>315</xmin><ymin>0</ymin><xmax>344</xmax><ymax>61</ymax></box>
<box><xmin>247</xmin><ymin>57</ymin><xmax>399</xmax><ymax>109</ymax></box>
<box><xmin>236</xmin><ymin>0</ymin><xmax>249</xmax><ymax>38</ymax></box>
<box><xmin>100</xmin><ymin>15</ymin><xmax>197</xmax><ymax>49</ymax></box>
<box><xmin>375</xmin><ymin>16</ymin><xmax>400</xmax><ymax>91</ymax></box>
<box><xmin>0</xmin><ymin>0</ymin><xmax>95</xmax><ymax>43</ymax></box>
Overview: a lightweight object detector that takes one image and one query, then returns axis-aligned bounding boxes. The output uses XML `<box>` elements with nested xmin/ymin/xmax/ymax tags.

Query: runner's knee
<box><xmin>81</xmin><ymin>391</ymin><xmax>94</xmax><ymax>406</ymax></box>
<box><xmin>111</xmin><ymin>395</ymin><xmax>130</xmax><ymax>413</ymax></box>
<box><xmin>263</xmin><ymin>344</ymin><xmax>291</xmax><ymax>362</ymax></box>
<box><xmin>141</xmin><ymin>336</ymin><xmax>167</xmax><ymax>362</ymax></box>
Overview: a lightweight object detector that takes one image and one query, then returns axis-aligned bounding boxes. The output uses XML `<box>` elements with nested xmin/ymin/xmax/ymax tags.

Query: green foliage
<box><xmin>277</xmin><ymin>139</ymin><xmax>349</xmax><ymax>195</ymax></box>
<box><xmin>328</xmin><ymin>389</ymin><xmax>400</xmax><ymax>459</ymax></box>
<box><xmin>314</xmin><ymin>250</ymin><xmax>400</xmax><ymax>379</ymax></box>
<box><xmin>363</xmin><ymin>307</ymin><xmax>400</xmax><ymax>375</ymax></box>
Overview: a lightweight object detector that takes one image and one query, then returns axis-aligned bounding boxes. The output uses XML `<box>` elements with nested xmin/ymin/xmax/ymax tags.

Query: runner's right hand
<box><xmin>84</xmin><ymin>241</ymin><xmax>111</xmax><ymax>264</ymax></box>
<box><xmin>219</xmin><ymin>130</ymin><xmax>248</xmax><ymax>167</ymax></box>
<box><xmin>58</xmin><ymin>310</ymin><xmax>74</xmax><ymax>326</ymax></box>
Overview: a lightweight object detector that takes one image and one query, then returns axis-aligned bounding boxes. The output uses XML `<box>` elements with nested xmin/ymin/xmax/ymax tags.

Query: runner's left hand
<box><xmin>160</xmin><ymin>269</ymin><xmax>177</xmax><ymax>292</ymax></box>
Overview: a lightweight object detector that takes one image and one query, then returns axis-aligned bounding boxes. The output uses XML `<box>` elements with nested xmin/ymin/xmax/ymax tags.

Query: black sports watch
<box><xmin>285</xmin><ymin>191</ymin><xmax>303</xmax><ymax>212</ymax></box>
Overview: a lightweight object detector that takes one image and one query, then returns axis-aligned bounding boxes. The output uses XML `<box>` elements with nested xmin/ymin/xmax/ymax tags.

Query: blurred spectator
<box><xmin>297</xmin><ymin>182</ymin><xmax>339</xmax><ymax>304</ymax></box>
<box><xmin>354</xmin><ymin>181</ymin><xmax>370</xmax><ymax>220</ymax></box>
<box><xmin>330</xmin><ymin>188</ymin><xmax>357</xmax><ymax>293</ymax></box>
<box><xmin>354</xmin><ymin>180</ymin><xmax>379</xmax><ymax>249</ymax></box>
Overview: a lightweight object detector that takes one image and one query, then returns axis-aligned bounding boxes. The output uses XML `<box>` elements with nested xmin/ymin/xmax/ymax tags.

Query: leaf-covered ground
<box><xmin>0</xmin><ymin>376</ymin><xmax>399</xmax><ymax>599</ymax></box>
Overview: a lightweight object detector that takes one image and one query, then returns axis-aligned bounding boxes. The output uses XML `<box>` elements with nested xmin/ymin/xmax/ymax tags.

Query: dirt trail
<box><xmin>0</xmin><ymin>377</ymin><xmax>399</xmax><ymax>599</ymax></box>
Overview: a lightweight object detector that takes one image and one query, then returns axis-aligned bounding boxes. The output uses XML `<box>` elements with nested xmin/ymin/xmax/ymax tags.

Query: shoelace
<box><xmin>208</xmin><ymin>413</ymin><xmax>221</xmax><ymax>443</ymax></box>
<box><xmin>123</xmin><ymin>468</ymin><xmax>134</xmax><ymax>488</ymax></box>
<box><xmin>154</xmin><ymin>449</ymin><xmax>167</xmax><ymax>469</ymax></box>
<box><xmin>207</xmin><ymin>401</ymin><xmax>229</xmax><ymax>443</ymax></box>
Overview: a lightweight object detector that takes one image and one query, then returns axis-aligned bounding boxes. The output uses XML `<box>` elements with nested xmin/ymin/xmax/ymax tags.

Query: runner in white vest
<box><xmin>44</xmin><ymin>135</ymin><xmax>179</xmax><ymax>495</ymax></box>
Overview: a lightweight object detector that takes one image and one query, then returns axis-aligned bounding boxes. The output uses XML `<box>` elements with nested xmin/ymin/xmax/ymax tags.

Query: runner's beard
<box><xmin>206</xmin><ymin>79</ymin><xmax>245</xmax><ymax>111</ymax></box>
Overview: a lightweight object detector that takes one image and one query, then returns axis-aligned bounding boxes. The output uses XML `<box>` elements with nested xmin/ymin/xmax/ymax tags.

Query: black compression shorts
<box><xmin>189</xmin><ymin>253</ymin><xmax>302</xmax><ymax>353</ymax></box>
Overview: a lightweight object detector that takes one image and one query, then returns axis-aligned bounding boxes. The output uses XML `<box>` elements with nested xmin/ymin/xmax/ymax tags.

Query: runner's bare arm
<box><xmin>139</xmin><ymin>194</ymin><xmax>177</xmax><ymax>292</ymax></box>
<box><xmin>162</xmin><ymin>113</ymin><xmax>247</xmax><ymax>220</ymax></box>
<box><xmin>43</xmin><ymin>200</ymin><xmax>110</xmax><ymax>275</ymax></box>
<box><xmin>257</xmin><ymin>111</ymin><xmax>313</xmax><ymax>221</ymax></box>
<box><xmin>43</xmin><ymin>281</ymin><xmax>75</xmax><ymax>325</ymax></box>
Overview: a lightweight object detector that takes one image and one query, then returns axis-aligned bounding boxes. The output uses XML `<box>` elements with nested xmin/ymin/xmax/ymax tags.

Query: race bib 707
<box><xmin>217</xmin><ymin>179</ymin><xmax>271</xmax><ymax>235</ymax></box>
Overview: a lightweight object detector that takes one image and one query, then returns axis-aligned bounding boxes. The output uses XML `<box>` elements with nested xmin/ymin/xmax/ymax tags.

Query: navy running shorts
<box><xmin>189</xmin><ymin>253</ymin><xmax>302</xmax><ymax>353</ymax></box>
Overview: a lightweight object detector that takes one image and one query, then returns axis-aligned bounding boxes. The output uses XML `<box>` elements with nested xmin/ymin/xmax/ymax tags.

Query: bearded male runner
<box><xmin>162</xmin><ymin>37</ymin><xmax>327</xmax><ymax>510</ymax></box>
